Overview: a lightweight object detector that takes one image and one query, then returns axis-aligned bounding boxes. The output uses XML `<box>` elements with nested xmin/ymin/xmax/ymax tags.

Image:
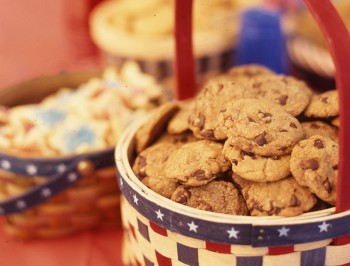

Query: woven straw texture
<box><xmin>121</xmin><ymin>196</ymin><xmax>350</xmax><ymax>266</ymax></box>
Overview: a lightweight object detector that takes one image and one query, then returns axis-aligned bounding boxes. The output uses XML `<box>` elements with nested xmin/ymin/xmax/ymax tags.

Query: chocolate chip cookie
<box><xmin>223</xmin><ymin>139</ymin><xmax>291</xmax><ymax>182</ymax></box>
<box><xmin>188</xmin><ymin>79</ymin><xmax>247</xmax><ymax>140</ymax></box>
<box><xmin>304</xmin><ymin>90</ymin><xmax>338</xmax><ymax>118</ymax></box>
<box><xmin>301</xmin><ymin>121</ymin><xmax>338</xmax><ymax>142</ymax></box>
<box><xmin>167</xmin><ymin>100</ymin><xmax>194</xmax><ymax>134</ymax></box>
<box><xmin>221</xmin><ymin>99</ymin><xmax>304</xmax><ymax>156</ymax></box>
<box><xmin>135</xmin><ymin>102</ymin><xmax>179</xmax><ymax>152</ymax></box>
<box><xmin>241</xmin><ymin>176</ymin><xmax>317</xmax><ymax>216</ymax></box>
<box><xmin>165</xmin><ymin>140</ymin><xmax>231</xmax><ymax>186</ymax></box>
<box><xmin>290</xmin><ymin>135</ymin><xmax>338</xmax><ymax>205</ymax></box>
<box><xmin>133</xmin><ymin>142</ymin><xmax>179</xmax><ymax>198</ymax></box>
<box><xmin>244</xmin><ymin>75</ymin><xmax>313</xmax><ymax>116</ymax></box>
<box><xmin>171</xmin><ymin>180</ymin><xmax>249</xmax><ymax>215</ymax></box>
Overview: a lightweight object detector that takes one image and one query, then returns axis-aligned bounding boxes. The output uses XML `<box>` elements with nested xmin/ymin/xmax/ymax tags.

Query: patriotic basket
<box><xmin>0</xmin><ymin>71</ymin><xmax>121</xmax><ymax>239</ymax></box>
<box><xmin>114</xmin><ymin>0</ymin><xmax>350</xmax><ymax>265</ymax></box>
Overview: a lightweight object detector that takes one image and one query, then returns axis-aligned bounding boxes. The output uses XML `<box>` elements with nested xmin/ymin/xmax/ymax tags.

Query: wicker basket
<box><xmin>115</xmin><ymin>119</ymin><xmax>350</xmax><ymax>266</ymax></box>
<box><xmin>0</xmin><ymin>71</ymin><xmax>121</xmax><ymax>239</ymax></box>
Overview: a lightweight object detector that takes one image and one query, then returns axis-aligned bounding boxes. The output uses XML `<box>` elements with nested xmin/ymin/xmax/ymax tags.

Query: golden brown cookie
<box><xmin>133</xmin><ymin>142</ymin><xmax>179</xmax><ymax>198</ymax></box>
<box><xmin>304</xmin><ymin>90</ymin><xmax>338</xmax><ymax>118</ymax></box>
<box><xmin>171</xmin><ymin>180</ymin><xmax>249</xmax><ymax>215</ymax></box>
<box><xmin>290</xmin><ymin>135</ymin><xmax>338</xmax><ymax>205</ymax></box>
<box><xmin>188</xmin><ymin>79</ymin><xmax>247</xmax><ymax>140</ymax></box>
<box><xmin>135</xmin><ymin>102</ymin><xmax>179</xmax><ymax>152</ymax></box>
<box><xmin>244</xmin><ymin>75</ymin><xmax>313</xmax><ymax>116</ymax></box>
<box><xmin>223</xmin><ymin>139</ymin><xmax>291</xmax><ymax>182</ymax></box>
<box><xmin>167</xmin><ymin>100</ymin><xmax>194</xmax><ymax>134</ymax></box>
<box><xmin>301</xmin><ymin>121</ymin><xmax>338</xmax><ymax>142</ymax></box>
<box><xmin>165</xmin><ymin>140</ymin><xmax>231</xmax><ymax>186</ymax></box>
<box><xmin>241</xmin><ymin>176</ymin><xmax>317</xmax><ymax>216</ymax></box>
<box><xmin>221</xmin><ymin>99</ymin><xmax>304</xmax><ymax>156</ymax></box>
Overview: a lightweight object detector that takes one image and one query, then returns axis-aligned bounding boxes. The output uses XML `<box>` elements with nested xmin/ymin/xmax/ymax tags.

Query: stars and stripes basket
<box><xmin>0</xmin><ymin>71</ymin><xmax>121</xmax><ymax>239</ymax></box>
<box><xmin>113</xmin><ymin>0</ymin><xmax>350</xmax><ymax>265</ymax></box>
<box><xmin>115</xmin><ymin>120</ymin><xmax>350</xmax><ymax>266</ymax></box>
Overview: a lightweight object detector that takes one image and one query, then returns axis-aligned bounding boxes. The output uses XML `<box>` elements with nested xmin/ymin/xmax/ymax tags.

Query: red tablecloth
<box><xmin>0</xmin><ymin>1</ymin><xmax>124</xmax><ymax>265</ymax></box>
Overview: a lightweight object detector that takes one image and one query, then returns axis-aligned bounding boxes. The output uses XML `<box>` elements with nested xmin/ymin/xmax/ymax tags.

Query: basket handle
<box><xmin>304</xmin><ymin>0</ymin><xmax>350</xmax><ymax>244</ymax></box>
<box><xmin>174</xmin><ymin>0</ymin><xmax>197</xmax><ymax>100</ymax></box>
<box><xmin>0</xmin><ymin>148</ymin><xmax>114</xmax><ymax>215</ymax></box>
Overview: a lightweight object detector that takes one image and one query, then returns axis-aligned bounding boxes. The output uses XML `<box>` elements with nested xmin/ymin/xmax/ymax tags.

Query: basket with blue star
<box><xmin>114</xmin><ymin>0</ymin><xmax>350</xmax><ymax>265</ymax></box>
<box><xmin>0</xmin><ymin>62</ymin><xmax>167</xmax><ymax>239</ymax></box>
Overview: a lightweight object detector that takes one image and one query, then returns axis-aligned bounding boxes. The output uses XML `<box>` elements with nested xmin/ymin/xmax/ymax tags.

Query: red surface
<box><xmin>0</xmin><ymin>1</ymin><xmax>124</xmax><ymax>265</ymax></box>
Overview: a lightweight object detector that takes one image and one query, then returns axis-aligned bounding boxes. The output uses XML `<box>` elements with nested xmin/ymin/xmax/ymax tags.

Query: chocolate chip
<box><xmin>254</xmin><ymin>132</ymin><xmax>268</xmax><ymax>146</ymax></box>
<box><xmin>268</xmin><ymin>201</ymin><xmax>281</xmax><ymax>215</ymax></box>
<box><xmin>232</xmin><ymin>159</ymin><xmax>238</xmax><ymax>166</ymax></box>
<box><xmin>193</xmin><ymin>169</ymin><xmax>207</xmax><ymax>181</ymax></box>
<box><xmin>251</xmin><ymin>199</ymin><xmax>264</xmax><ymax>212</ymax></box>
<box><xmin>300</xmin><ymin>159</ymin><xmax>319</xmax><ymax>170</ymax></box>
<box><xmin>310</xmin><ymin>122</ymin><xmax>320</xmax><ymax>129</ymax></box>
<box><xmin>321</xmin><ymin>96</ymin><xmax>329</xmax><ymax>103</ymax></box>
<box><xmin>217</xmin><ymin>83</ymin><xmax>224</xmax><ymax>91</ymax></box>
<box><xmin>278</xmin><ymin>146</ymin><xmax>288</xmax><ymax>152</ymax></box>
<box><xmin>276</xmin><ymin>95</ymin><xmax>288</xmax><ymax>106</ymax></box>
<box><xmin>240</xmin><ymin>150</ymin><xmax>257</xmax><ymax>160</ymax></box>
<box><xmin>333</xmin><ymin>165</ymin><xmax>338</xmax><ymax>171</ymax></box>
<box><xmin>314</xmin><ymin>139</ymin><xmax>324</xmax><ymax>149</ymax></box>
<box><xmin>253</xmin><ymin>82</ymin><xmax>262</xmax><ymax>88</ymax></box>
<box><xmin>323</xmin><ymin>179</ymin><xmax>332</xmax><ymax>193</ymax></box>
<box><xmin>174</xmin><ymin>188</ymin><xmax>191</xmax><ymax>204</ymax></box>
<box><xmin>259</xmin><ymin>112</ymin><xmax>272</xmax><ymax>118</ymax></box>
<box><xmin>248</xmin><ymin>117</ymin><xmax>256</xmax><ymax>123</ymax></box>
<box><xmin>200</xmin><ymin>130</ymin><xmax>214</xmax><ymax>139</ymax></box>
<box><xmin>289</xmin><ymin>195</ymin><xmax>300</xmax><ymax>207</ymax></box>
<box><xmin>138</xmin><ymin>171</ymin><xmax>147</xmax><ymax>180</ymax></box>
<box><xmin>138</xmin><ymin>156</ymin><xmax>147</xmax><ymax>168</ymax></box>
<box><xmin>220</xmin><ymin>107</ymin><xmax>227</xmax><ymax>113</ymax></box>
<box><xmin>290</xmin><ymin>123</ymin><xmax>297</xmax><ymax>129</ymax></box>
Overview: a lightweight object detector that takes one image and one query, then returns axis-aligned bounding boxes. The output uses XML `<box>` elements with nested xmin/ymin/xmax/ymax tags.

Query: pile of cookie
<box><xmin>133</xmin><ymin>65</ymin><xmax>339</xmax><ymax>217</ymax></box>
<box><xmin>0</xmin><ymin>61</ymin><xmax>166</xmax><ymax>156</ymax></box>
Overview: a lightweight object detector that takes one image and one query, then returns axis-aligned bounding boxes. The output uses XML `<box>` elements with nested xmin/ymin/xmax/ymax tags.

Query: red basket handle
<box><xmin>304</xmin><ymin>0</ymin><xmax>350</xmax><ymax>245</ymax></box>
<box><xmin>174</xmin><ymin>0</ymin><xmax>197</xmax><ymax>100</ymax></box>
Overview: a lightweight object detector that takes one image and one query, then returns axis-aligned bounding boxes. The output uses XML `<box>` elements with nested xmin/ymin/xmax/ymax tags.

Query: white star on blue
<box><xmin>26</xmin><ymin>164</ymin><xmax>37</xmax><ymax>175</ymax></box>
<box><xmin>67</xmin><ymin>172</ymin><xmax>78</xmax><ymax>182</ymax></box>
<box><xmin>0</xmin><ymin>160</ymin><xmax>11</xmax><ymax>170</ymax></box>
<box><xmin>278</xmin><ymin>226</ymin><xmax>290</xmax><ymax>237</ymax></box>
<box><xmin>57</xmin><ymin>164</ymin><xmax>66</xmax><ymax>173</ymax></box>
<box><xmin>133</xmin><ymin>194</ymin><xmax>139</xmax><ymax>205</ymax></box>
<box><xmin>41</xmin><ymin>188</ymin><xmax>52</xmax><ymax>197</ymax></box>
<box><xmin>16</xmin><ymin>200</ymin><xmax>26</xmax><ymax>209</ymax></box>
<box><xmin>187</xmin><ymin>221</ymin><xmax>198</xmax><ymax>232</ymax></box>
<box><xmin>318</xmin><ymin>221</ymin><xmax>331</xmax><ymax>232</ymax></box>
<box><xmin>227</xmin><ymin>227</ymin><xmax>239</xmax><ymax>239</ymax></box>
<box><xmin>155</xmin><ymin>209</ymin><xmax>164</xmax><ymax>221</ymax></box>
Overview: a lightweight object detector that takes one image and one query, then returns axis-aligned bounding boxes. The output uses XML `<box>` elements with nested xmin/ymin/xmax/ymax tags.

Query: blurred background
<box><xmin>1</xmin><ymin>0</ymin><xmax>349</xmax><ymax>90</ymax></box>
